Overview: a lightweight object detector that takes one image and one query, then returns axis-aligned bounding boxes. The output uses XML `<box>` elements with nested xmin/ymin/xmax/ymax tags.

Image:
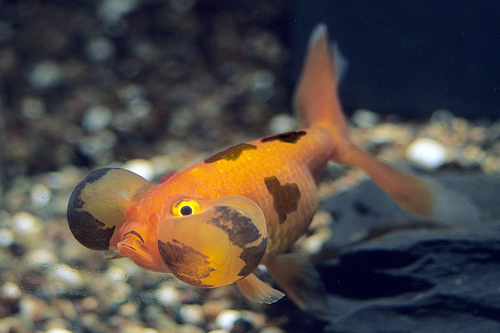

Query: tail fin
<box><xmin>294</xmin><ymin>24</ymin><xmax>349</xmax><ymax>151</ymax></box>
<box><xmin>294</xmin><ymin>24</ymin><xmax>480</xmax><ymax>224</ymax></box>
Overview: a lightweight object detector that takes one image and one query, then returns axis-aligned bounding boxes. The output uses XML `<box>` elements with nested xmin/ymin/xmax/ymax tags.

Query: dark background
<box><xmin>291</xmin><ymin>0</ymin><xmax>500</xmax><ymax>119</ymax></box>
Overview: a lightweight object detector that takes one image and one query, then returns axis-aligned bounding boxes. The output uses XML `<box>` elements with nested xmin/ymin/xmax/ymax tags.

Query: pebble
<box><xmin>179</xmin><ymin>304</ymin><xmax>205</xmax><ymax>326</ymax></box>
<box><xmin>25</xmin><ymin>249</ymin><xmax>59</xmax><ymax>269</ymax></box>
<box><xmin>47</xmin><ymin>263</ymin><xmax>84</xmax><ymax>289</ymax></box>
<box><xmin>215</xmin><ymin>310</ymin><xmax>241</xmax><ymax>330</ymax></box>
<box><xmin>45</xmin><ymin>328</ymin><xmax>73</xmax><ymax>333</ymax></box>
<box><xmin>405</xmin><ymin>137</ymin><xmax>447</xmax><ymax>171</ymax></box>
<box><xmin>269</xmin><ymin>113</ymin><xmax>297</xmax><ymax>134</ymax></box>
<box><xmin>169</xmin><ymin>0</ymin><xmax>197</xmax><ymax>13</ymax></box>
<box><xmin>86</xmin><ymin>37</ymin><xmax>115</xmax><ymax>62</ymax></box>
<box><xmin>29</xmin><ymin>60</ymin><xmax>64</xmax><ymax>90</ymax></box>
<box><xmin>352</xmin><ymin>109</ymin><xmax>380</xmax><ymax>128</ymax></box>
<box><xmin>122</xmin><ymin>159</ymin><xmax>155</xmax><ymax>181</ymax></box>
<box><xmin>81</xmin><ymin>105</ymin><xmax>113</xmax><ymax>133</ymax></box>
<box><xmin>155</xmin><ymin>284</ymin><xmax>181</xmax><ymax>307</ymax></box>
<box><xmin>30</xmin><ymin>183</ymin><xmax>52</xmax><ymax>208</ymax></box>
<box><xmin>0</xmin><ymin>228</ymin><xmax>14</xmax><ymax>247</ymax></box>
<box><xmin>21</xmin><ymin>96</ymin><xmax>45</xmax><ymax>119</ymax></box>
<box><xmin>1</xmin><ymin>282</ymin><xmax>22</xmax><ymax>300</ymax></box>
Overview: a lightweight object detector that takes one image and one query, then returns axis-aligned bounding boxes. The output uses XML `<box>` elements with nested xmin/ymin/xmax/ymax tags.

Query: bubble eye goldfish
<box><xmin>67</xmin><ymin>24</ymin><xmax>475</xmax><ymax>315</ymax></box>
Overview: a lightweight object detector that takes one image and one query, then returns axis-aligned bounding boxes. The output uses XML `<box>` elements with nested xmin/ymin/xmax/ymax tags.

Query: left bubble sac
<box><xmin>67</xmin><ymin>168</ymin><xmax>150</xmax><ymax>251</ymax></box>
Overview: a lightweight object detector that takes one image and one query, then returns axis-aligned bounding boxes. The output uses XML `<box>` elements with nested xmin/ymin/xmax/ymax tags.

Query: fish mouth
<box><xmin>117</xmin><ymin>231</ymin><xmax>156</xmax><ymax>266</ymax></box>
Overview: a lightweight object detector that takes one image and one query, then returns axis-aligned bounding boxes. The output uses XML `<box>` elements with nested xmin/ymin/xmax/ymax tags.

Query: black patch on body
<box><xmin>264</xmin><ymin>176</ymin><xmax>301</xmax><ymax>224</ymax></box>
<box><xmin>208</xmin><ymin>206</ymin><xmax>262</xmax><ymax>248</ymax></box>
<box><xmin>238</xmin><ymin>237</ymin><xmax>267</xmax><ymax>277</ymax></box>
<box><xmin>67</xmin><ymin>168</ymin><xmax>118</xmax><ymax>250</ymax></box>
<box><xmin>204</xmin><ymin>143</ymin><xmax>257</xmax><ymax>163</ymax></box>
<box><xmin>261</xmin><ymin>130</ymin><xmax>307</xmax><ymax>144</ymax></box>
<box><xmin>158</xmin><ymin>239</ymin><xmax>214</xmax><ymax>288</ymax></box>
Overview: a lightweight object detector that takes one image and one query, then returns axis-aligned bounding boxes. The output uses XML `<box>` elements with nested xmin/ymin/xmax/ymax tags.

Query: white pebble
<box><xmin>29</xmin><ymin>60</ymin><xmax>63</xmax><ymax>90</ymax></box>
<box><xmin>45</xmin><ymin>329</ymin><xmax>73</xmax><ymax>333</ymax></box>
<box><xmin>0</xmin><ymin>228</ymin><xmax>14</xmax><ymax>247</ymax></box>
<box><xmin>11</xmin><ymin>212</ymin><xmax>41</xmax><ymax>235</ymax></box>
<box><xmin>1</xmin><ymin>281</ymin><xmax>22</xmax><ymax>300</ymax></box>
<box><xmin>352</xmin><ymin>109</ymin><xmax>380</xmax><ymax>128</ymax></box>
<box><xmin>169</xmin><ymin>0</ymin><xmax>197</xmax><ymax>13</ymax></box>
<box><xmin>269</xmin><ymin>113</ymin><xmax>297</xmax><ymax>134</ymax></box>
<box><xmin>98</xmin><ymin>0</ymin><xmax>139</xmax><ymax>22</ymax></box>
<box><xmin>405</xmin><ymin>138</ymin><xmax>447</xmax><ymax>171</ymax></box>
<box><xmin>155</xmin><ymin>285</ymin><xmax>180</xmax><ymax>307</ymax></box>
<box><xmin>25</xmin><ymin>249</ymin><xmax>59</xmax><ymax>268</ymax></box>
<box><xmin>179</xmin><ymin>304</ymin><xmax>205</xmax><ymax>325</ymax></box>
<box><xmin>215</xmin><ymin>310</ymin><xmax>241</xmax><ymax>329</ymax></box>
<box><xmin>86</xmin><ymin>37</ymin><xmax>115</xmax><ymax>62</ymax></box>
<box><xmin>48</xmin><ymin>264</ymin><xmax>84</xmax><ymax>288</ymax></box>
<box><xmin>122</xmin><ymin>159</ymin><xmax>155</xmax><ymax>181</ymax></box>
<box><xmin>31</xmin><ymin>183</ymin><xmax>52</xmax><ymax>207</ymax></box>
<box><xmin>106</xmin><ymin>265</ymin><xmax>128</xmax><ymax>282</ymax></box>
<box><xmin>82</xmin><ymin>105</ymin><xmax>113</xmax><ymax>133</ymax></box>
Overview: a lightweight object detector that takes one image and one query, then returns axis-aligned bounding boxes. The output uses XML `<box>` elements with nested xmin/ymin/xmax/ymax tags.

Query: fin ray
<box><xmin>236</xmin><ymin>273</ymin><xmax>285</xmax><ymax>304</ymax></box>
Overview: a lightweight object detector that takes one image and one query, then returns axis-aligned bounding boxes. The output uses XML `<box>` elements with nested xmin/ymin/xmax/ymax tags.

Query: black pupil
<box><xmin>180</xmin><ymin>205</ymin><xmax>193</xmax><ymax>216</ymax></box>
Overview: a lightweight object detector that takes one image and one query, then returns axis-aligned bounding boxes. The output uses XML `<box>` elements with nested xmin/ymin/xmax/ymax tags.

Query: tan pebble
<box><xmin>260</xmin><ymin>327</ymin><xmax>286</xmax><ymax>333</ymax></box>
<box><xmin>0</xmin><ymin>317</ymin><xmax>28</xmax><ymax>333</ymax></box>
<box><xmin>179</xmin><ymin>304</ymin><xmax>205</xmax><ymax>325</ymax></box>
<box><xmin>25</xmin><ymin>249</ymin><xmax>59</xmax><ymax>269</ymax></box>
<box><xmin>460</xmin><ymin>144</ymin><xmax>486</xmax><ymax>167</ymax></box>
<box><xmin>178</xmin><ymin>323</ymin><xmax>205</xmax><ymax>333</ymax></box>
<box><xmin>118</xmin><ymin>301</ymin><xmax>139</xmax><ymax>318</ymax></box>
<box><xmin>202</xmin><ymin>300</ymin><xmax>232</xmax><ymax>322</ymax></box>
<box><xmin>1</xmin><ymin>281</ymin><xmax>22</xmax><ymax>300</ymax></box>
<box><xmin>79</xmin><ymin>296</ymin><xmax>100</xmax><ymax>312</ymax></box>
<box><xmin>481</xmin><ymin>155</ymin><xmax>500</xmax><ymax>174</ymax></box>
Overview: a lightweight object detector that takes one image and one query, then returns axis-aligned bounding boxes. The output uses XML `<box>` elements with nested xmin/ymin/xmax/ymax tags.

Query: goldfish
<box><xmin>67</xmin><ymin>24</ymin><xmax>478</xmax><ymax>316</ymax></box>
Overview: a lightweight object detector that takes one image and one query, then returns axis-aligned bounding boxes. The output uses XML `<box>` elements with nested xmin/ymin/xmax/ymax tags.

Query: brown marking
<box><xmin>158</xmin><ymin>239</ymin><xmax>214</xmax><ymax>288</ymax></box>
<box><xmin>264</xmin><ymin>176</ymin><xmax>301</xmax><ymax>224</ymax></box>
<box><xmin>204</xmin><ymin>143</ymin><xmax>257</xmax><ymax>163</ymax></box>
<box><xmin>238</xmin><ymin>237</ymin><xmax>267</xmax><ymax>277</ymax></box>
<box><xmin>208</xmin><ymin>206</ymin><xmax>262</xmax><ymax>248</ymax></box>
<box><xmin>67</xmin><ymin>168</ymin><xmax>118</xmax><ymax>250</ymax></box>
<box><xmin>261</xmin><ymin>130</ymin><xmax>307</xmax><ymax>144</ymax></box>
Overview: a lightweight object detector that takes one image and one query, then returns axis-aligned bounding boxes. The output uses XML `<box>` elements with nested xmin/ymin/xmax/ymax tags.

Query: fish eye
<box><xmin>180</xmin><ymin>205</ymin><xmax>193</xmax><ymax>216</ymax></box>
<box><xmin>171</xmin><ymin>198</ymin><xmax>201</xmax><ymax>217</ymax></box>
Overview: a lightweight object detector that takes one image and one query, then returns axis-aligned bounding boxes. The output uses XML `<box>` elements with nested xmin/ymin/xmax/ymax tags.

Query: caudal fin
<box><xmin>294</xmin><ymin>24</ymin><xmax>350</xmax><ymax>157</ymax></box>
<box><xmin>295</xmin><ymin>24</ymin><xmax>480</xmax><ymax>224</ymax></box>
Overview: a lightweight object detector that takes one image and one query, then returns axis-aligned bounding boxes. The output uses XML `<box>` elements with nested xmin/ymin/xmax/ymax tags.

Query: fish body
<box><xmin>68</xmin><ymin>24</ymin><xmax>472</xmax><ymax>316</ymax></box>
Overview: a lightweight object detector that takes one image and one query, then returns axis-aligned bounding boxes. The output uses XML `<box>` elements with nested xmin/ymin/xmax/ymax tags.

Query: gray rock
<box><xmin>314</xmin><ymin>172</ymin><xmax>500</xmax><ymax>332</ymax></box>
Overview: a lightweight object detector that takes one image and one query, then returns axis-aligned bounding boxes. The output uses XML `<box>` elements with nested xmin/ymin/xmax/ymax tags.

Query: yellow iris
<box><xmin>170</xmin><ymin>198</ymin><xmax>201</xmax><ymax>217</ymax></box>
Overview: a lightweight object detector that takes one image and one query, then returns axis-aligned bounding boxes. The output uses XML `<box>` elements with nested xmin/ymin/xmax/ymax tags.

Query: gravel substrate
<box><xmin>1</xmin><ymin>1</ymin><xmax>499</xmax><ymax>333</ymax></box>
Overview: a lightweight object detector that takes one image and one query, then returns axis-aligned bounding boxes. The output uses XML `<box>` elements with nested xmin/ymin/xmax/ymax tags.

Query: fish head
<box><xmin>157</xmin><ymin>195</ymin><xmax>268</xmax><ymax>288</ymax></box>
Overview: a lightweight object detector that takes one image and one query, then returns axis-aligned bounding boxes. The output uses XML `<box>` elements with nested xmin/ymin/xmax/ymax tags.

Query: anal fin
<box><xmin>265</xmin><ymin>253</ymin><xmax>330</xmax><ymax>319</ymax></box>
<box><xmin>236</xmin><ymin>273</ymin><xmax>285</xmax><ymax>304</ymax></box>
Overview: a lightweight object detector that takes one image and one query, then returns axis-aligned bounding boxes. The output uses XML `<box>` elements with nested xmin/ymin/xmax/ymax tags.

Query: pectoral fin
<box><xmin>236</xmin><ymin>273</ymin><xmax>285</xmax><ymax>304</ymax></box>
<box><xmin>265</xmin><ymin>253</ymin><xmax>329</xmax><ymax>319</ymax></box>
